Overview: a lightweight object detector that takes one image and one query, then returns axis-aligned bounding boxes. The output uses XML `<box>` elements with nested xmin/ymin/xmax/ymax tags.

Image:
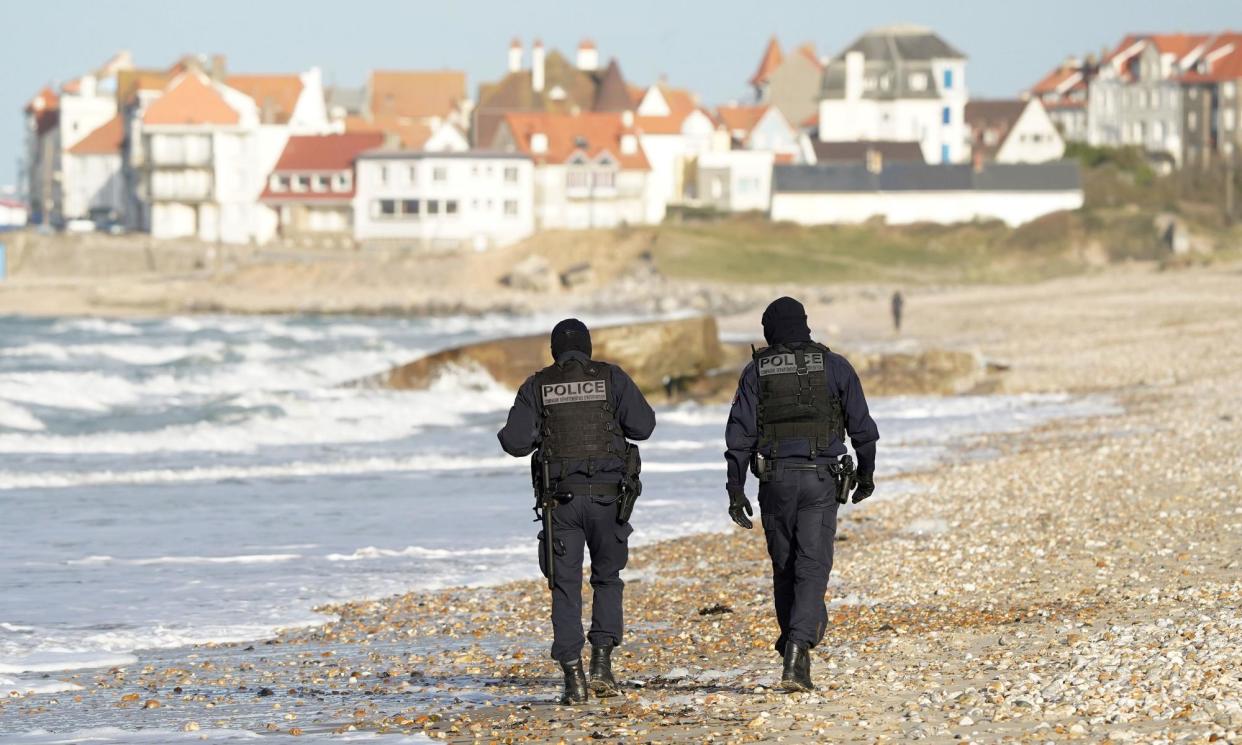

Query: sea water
<box><xmin>0</xmin><ymin>313</ymin><xmax>1115</xmax><ymax>699</ymax></box>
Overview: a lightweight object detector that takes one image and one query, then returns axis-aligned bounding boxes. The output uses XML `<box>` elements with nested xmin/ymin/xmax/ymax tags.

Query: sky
<box><xmin>3</xmin><ymin>0</ymin><xmax>1241</xmax><ymax>188</ymax></box>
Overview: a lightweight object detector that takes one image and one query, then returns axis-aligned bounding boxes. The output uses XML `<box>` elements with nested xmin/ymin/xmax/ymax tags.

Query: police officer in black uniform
<box><xmin>724</xmin><ymin>297</ymin><xmax>879</xmax><ymax>691</ymax></box>
<box><xmin>498</xmin><ymin>319</ymin><xmax>656</xmax><ymax>704</ymax></box>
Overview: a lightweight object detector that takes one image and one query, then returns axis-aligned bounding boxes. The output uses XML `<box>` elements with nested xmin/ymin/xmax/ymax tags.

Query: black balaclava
<box><xmin>761</xmin><ymin>296</ymin><xmax>812</xmax><ymax>346</ymax></box>
<box><xmin>550</xmin><ymin>318</ymin><xmax>592</xmax><ymax>359</ymax></box>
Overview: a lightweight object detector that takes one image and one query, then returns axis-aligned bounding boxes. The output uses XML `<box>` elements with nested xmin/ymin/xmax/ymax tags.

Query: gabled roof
<box><xmin>1105</xmin><ymin>33</ymin><xmax>1212</xmax><ymax>78</ymax></box>
<box><xmin>635</xmin><ymin>84</ymin><xmax>705</xmax><ymax>134</ymax></box>
<box><xmin>1030</xmin><ymin>65</ymin><xmax>1085</xmax><ymax>97</ymax></box>
<box><xmin>965</xmin><ymin>100</ymin><xmax>1030</xmax><ymax>161</ymax></box>
<box><xmin>751</xmin><ymin>36</ymin><xmax>784</xmax><ymax>86</ymax></box>
<box><xmin>717</xmin><ymin>104</ymin><xmax>769</xmax><ymax>137</ymax></box>
<box><xmin>68</xmin><ymin>115</ymin><xmax>124</xmax><ymax>155</ymax></box>
<box><xmin>143</xmin><ymin>72</ymin><xmax>240</xmax><ymax>126</ymax></box>
<box><xmin>592</xmin><ymin>59</ymin><xmax>633</xmax><ymax>112</ymax></box>
<box><xmin>1180</xmin><ymin>33</ymin><xmax>1242</xmax><ymax>82</ymax></box>
<box><xmin>226</xmin><ymin>74</ymin><xmax>303</xmax><ymax>124</ymax></box>
<box><xmin>270</xmin><ymin>132</ymin><xmax>385</xmax><ymax>171</ymax></box>
<box><xmin>369</xmin><ymin>70</ymin><xmax>466</xmax><ymax>121</ymax></box>
<box><xmin>836</xmin><ymin>25</ymin><xmax>966</xmax><ymax>63</ymax></box>
<box><xmin>500</xmin><ymin>111</ymin><xmax>649</xmax><ymax>170</ymax></box>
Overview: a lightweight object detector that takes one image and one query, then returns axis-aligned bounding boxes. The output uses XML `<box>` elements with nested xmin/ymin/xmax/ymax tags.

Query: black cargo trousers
<box><xmin>540</xmin><ymin>491</ymin><xmax>633</xmax><ymax>663</ymax></box>
<box><xmin>758</xmin><ymin>462</ymin><xmax>840</xmax><ymax>654</ymax></box>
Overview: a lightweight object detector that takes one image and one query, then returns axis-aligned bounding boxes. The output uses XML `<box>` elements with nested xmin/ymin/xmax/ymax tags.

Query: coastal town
<box><xmin>9</xmin><ymin>26</ymin><xmax>1241</xmax><ymax>249</ymax></box>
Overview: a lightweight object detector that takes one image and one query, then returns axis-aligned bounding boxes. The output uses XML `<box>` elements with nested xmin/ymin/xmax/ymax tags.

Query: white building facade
<box><xmin>818</xmin><ymin>26</ymin><xmax>969</xmax><ymax>164</ymax></box>
<box><xmin>353</xmin><ymin>151</ymin><xmax>535</xmax><ymax>249</ymax></box>
<box><xmin>696</xmin><ymin>150</ymin><xmax>776</xmax><ymax>212</ymax></box>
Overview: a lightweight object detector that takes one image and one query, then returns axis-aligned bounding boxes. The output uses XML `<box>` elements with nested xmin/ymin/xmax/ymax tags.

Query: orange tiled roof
<box><xmin>226</xmin><ymin>74</ymin><xmax>303</xmax><ymax>124</ymax></box>
<box><xmin>1030</xmin><ymin>65</ymin><xmax>1083</xmax><ymax>96</ymax></box>
<box><xmin>25</xmin><ymin>86</ymin><xmax>60</xmax><ymax>135</ymax></box>
<box><xmin>270</xmin><ymin>132</ymin><xmax>384</xmax><ymax>172</ymax></box>
<box><xmin>143</xmin><ymin>72</ymin><xmax>240</xmax><ymax>126</ymax></box>
<box><xmin>369</xmin><ymin>70</ymin><xmax>466</xmax><ymax>121</ymax></box>
<box><xmin>502</xmin><ymin>111</ymin><xmax>649</xmax><ymax>170</ymax></box>
<box><xmin>717</xmin><ymin>105</ymin><xmax>769</xmax><ymax>136</ymax></box>
<box><xmin>68</xmin><ymin>115</ymin><xmax>124</xmax><ymax>155</ymax></box>
<box><xmin>635</xmin><ymin>84</ymin><xmax>704</xmax><ymax>134</ymax></box>
<box><xmin>750</xmin><ymin>36</ymin><xmax>784</xmax><ymax>86</ymax></box>
<box><xmin>1107</xmin><ymin>33</ymin><xmax>1212</xmax><ymax>73</ymax></box>
<box><xmin>1181</xmin><ymin>33</ymin><xmax>1242</xmax><ymax>82</ymax></box>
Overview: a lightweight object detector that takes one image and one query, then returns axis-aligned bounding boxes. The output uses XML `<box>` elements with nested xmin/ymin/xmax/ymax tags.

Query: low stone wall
<box><xmin>0</xmin><ymin>231</ymin><xmax>260</xmax><ymax>278</ymax></box>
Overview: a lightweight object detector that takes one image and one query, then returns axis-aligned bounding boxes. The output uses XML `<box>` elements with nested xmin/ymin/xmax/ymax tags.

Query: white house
<box><xmin>818</xmin><ymin>25</ymin><xmax>969</xmax><ymax>164</ymax></box>
<box><xmin>489</xmin><ymin>111</ymin><xmax>653</xmax><ymax>230</ymax></box>
<box><xmin>260</xmin><ymin>131</ymin><xmax>385</xmax><ymax>240</ymax></box>
<box><xmin>770</xmin><ymin>161</ymin><xmax>1083</xmax><ymax>227</ymax></box>
<box><xmin>716</xmin><ymin>104</ymin><xmax>811</xmax><ymax>162</ymax></box>
<box><xmin>0</xmin><ymin>199</ymin><xmax>28</xmax><ymax>230</ymax></box>
<box><xmin>141</xmin><ymin>67</ymin><xmax>330</xmax><ymax>243</ymax></box>
<box><xmin>633</xmin><ymin>84</ymin><xmax>720</xmax><ymax>217</ymax></box>
<box><xmin>352</xmin><ymin>151</ymin><xmax>535</xmax><ymax>249</ymax></box>
<box><xmin>62</xmin><ymin>114</ymin><xmax>125</xmax><ymax>224</ymax></box>
<box><xmin>965</xmin><ymin>99</ymin><xmax>1066</xmax><ymax>163</ymax></box>
<box><xmin>695</xmin><ymin>150</ymin><xmax>775</xmax><ymax>212</ymax></box>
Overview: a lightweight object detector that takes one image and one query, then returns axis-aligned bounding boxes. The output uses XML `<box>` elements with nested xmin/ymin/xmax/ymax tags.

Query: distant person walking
<box><xmin>890</xmin><ymin>291</ymin><xmax>904</xmax><ymax>334</ymax></box>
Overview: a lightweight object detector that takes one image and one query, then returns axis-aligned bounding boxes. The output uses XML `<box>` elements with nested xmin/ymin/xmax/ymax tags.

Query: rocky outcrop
<box><xmin>367</xmin><ymin>316</ymin><xmax>726</xmax><ymax>396</ymax></box>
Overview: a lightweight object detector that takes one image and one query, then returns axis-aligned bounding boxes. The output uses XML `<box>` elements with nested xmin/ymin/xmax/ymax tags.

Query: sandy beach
<box><xmin>2</xmin><ymin>261</ymin><xmax>1240</xmax><ymax>743</ymax></box>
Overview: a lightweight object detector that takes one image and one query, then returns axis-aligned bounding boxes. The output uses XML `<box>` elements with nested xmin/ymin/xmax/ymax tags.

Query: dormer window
<box><xmin>909</xmin><ymin>73</ymin><xmax>928</xmax><ymax>91</ymax></box>
<box><xmin>312</xmin><ymin>174</ymin><xmax>329</xmax><ymax>192</ymax></box>
<box><xmin>574</xmin><ymin>135</ymin><xmax>589</xmax><ymax>149</ymax></box>
<box><xmin>569</xmin><ymin>154</ymin><xmax>589</xmax><ymax>165</ymax></box>
<box><xmin>269</xmin><ymin>174</ymin><xmax>288</xmax><ymax>192</ymax></box>
<box><xmin>549</xmin><ymin>85</ymin><xmax>567</xmax><ymax>101</ymax></box>
<box><xmin>292</xmin><ymin>175</ymin><xmax>310</xmax><ymax>193</ymax></box>
<box><xmin>332</xmin><ymin>172</ymin><xmax>352</xmax><ymax>192</ymax></box>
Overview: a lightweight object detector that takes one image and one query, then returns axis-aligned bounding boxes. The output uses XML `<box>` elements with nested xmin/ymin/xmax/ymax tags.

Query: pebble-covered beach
<box><xmin>2</xmin><ymin>263</ymin><xmax>1240</xmax><ymax>743</ymax></box>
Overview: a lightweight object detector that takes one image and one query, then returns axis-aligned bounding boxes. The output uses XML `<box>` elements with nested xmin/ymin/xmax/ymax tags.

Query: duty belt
<box><xmin>755</xmin><ymin>458</ymin><xmax>846</xmax><ymax>484</ymax></box>
<box><xmin>557</xmin><ymin>481</ymin><xmax>622</xmax><ymax>498</ymax></box>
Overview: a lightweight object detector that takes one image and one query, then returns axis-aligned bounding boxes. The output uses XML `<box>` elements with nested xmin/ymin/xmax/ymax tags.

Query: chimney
<box><xmin>972</xmin><ymin>150</ymin><xmax>985</xmax><ymax>173</ymax></box>
<box><xmin>577</xmin><ymin>39</ymin><xmax>599</xmax><ymax>71</ymax></box>
<box><xmin>844</xmin><ymin>50</ymin><xmax>864</xmax><ymax>101</ymax></box>
<box><xmin>508</xmin><ymin>38</ymin><xmax>523</xmax><ymax>73</ymax></box>
<box><xmin>531</xmin><ymin>132</ymin><xmax>548</xmax><ymax>154</ymax></box>
<box><xmin>532</xmin><ymin>39</ymin><xmax>545</xmax><ymax>93</ymax></box>
<box><xmin>210</xmin><ymin>54</ymin><xmax>227</xmax><ymax>83</ymax></box>
<box><xmin>621</xmin><ymin>133</ymin><xmax>637</xmax><ymax>155</ymax></box>
<box><xmin>621</xmin><ymin>109</ymin><xmax>634</xmax><ymax>127</ymax></box>
<box><xmin>865</xmin><ymin>147</ymin><xmax>883</xmax><ymax>174</ymax></box>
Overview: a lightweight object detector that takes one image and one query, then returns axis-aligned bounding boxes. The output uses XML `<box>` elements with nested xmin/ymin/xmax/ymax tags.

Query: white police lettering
<box><xmin>542</xmin><ymin>379</ymin><xmax>608</xmax><ymax>404</ymax></box>
<box><xmin>758</xmin><ymin>352</ymin><xmax>825</xmax><ymax>376</ymax></box>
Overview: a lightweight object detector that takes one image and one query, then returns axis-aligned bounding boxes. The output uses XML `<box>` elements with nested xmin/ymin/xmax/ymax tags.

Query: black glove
<box><xmin>727</xmin><ymin>486</ymin><xmax>753</xmax><ymax>529</ymax></box>
<box><xmin>851</xmin><ymin>474</ymin><xmax>875</xmax><ymax>504</ymax></box>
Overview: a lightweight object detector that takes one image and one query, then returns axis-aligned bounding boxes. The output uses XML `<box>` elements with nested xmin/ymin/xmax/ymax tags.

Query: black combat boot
<box><xmin>588</xmin><ymin>645</ymin><xmax>620</xmax><ymax>697</ymax></box>
<box><xmin>780</xmin><ymin>640</ymin><xmax>814</xmax><ymax>692</ymax></box>
<box><xmin>559</xmin><ymin>658</ymin><xmax>588</xmax><ymax>705</ymax></box>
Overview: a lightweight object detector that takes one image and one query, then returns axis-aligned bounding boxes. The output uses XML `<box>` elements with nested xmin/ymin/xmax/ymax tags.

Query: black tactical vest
<box><xmin>754</xmin><ymin>341</ymin><xmax>845</xmax><ymax>454</ymax></box>
<box><xmin>535</xmin><ymin>357</ymin><xmax>621</xmax><ymax>466</ymax></box>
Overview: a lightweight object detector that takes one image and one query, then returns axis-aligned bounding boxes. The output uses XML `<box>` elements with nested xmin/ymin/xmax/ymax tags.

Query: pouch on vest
<box><xmin>753</xmin><ymin>341</ymin><xmax>845</xmax><ymax>456</ymax></box>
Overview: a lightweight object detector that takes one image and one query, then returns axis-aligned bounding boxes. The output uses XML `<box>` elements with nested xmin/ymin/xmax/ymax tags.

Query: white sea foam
<box><xmin>0</xmin><ymin>652</ymin><xmax>138</xmax><ymax>674</ymax></box>
<box><xmin>66</xmin><ymin>554</ymin><xmax>302</xmax><ymax>567</ymax></box>
<box><xmin>325</xmin><ymin>544</ymin><xmax>528</xmax><ymax>562</ymax></box>
<box><xmin>50</xmin><ymin>318</ymin><xmax>141</xmax><ymax>336</ymax></box>
<box><xmin>0</xmin><ymin>400</ymin><xmax>44</xmax><ymax>431</ymax></box>
<box><xmin>0</xmin><ymin>453</ymin><xmax>522</xmax><ymax>490</ymax></box>
<box><xmin>0</xmin><ymin>675</ymin><xmax>84</xmax><ymax>695</ymax></box>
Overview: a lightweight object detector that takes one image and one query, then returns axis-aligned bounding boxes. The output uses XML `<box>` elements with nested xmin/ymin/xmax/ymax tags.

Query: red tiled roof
<box><xmin>501</xmin><ymin>111</ymin><xmax>649</xmax><ymax>170</ymax></box>
<box><xmin>1181</xmin><ymin>33</ymin><xmax>1242</xmax><ymax>82</ymax></box>
<box><xmin>717</xmin><ymin>105</ymin><xmax>769</xmax><ymax>137</ymax></box>
<box><xmin>143</xmin><ymin>72</ymin><xmax>240</xmax><ymax>126</ymax></box>
<box><xmin>1106</xmin><ymin>33</ymin><xmax>1212</xmax><ymax>76</ymax></box>
<box><xmin>369</xmin><ymin>70</ymin><xmax>466</xmax><ymax>121</ymax></box>
<box><xmin>25</xmin><ymin>87</ymin><xmax>60</xmax><ymax>135</ymax></box>
<box><xmin>226</xmin><ymin>74</ymin><xmax>303</xmax><ymax>124</ymax></box>
<box><xmin>1030</xmin><ymin>65</ymin><xmax>1084</xmax><ymax>96</ymax></box>
<box><xmin>750</xmin><ymin>36</ymin><xmax>784</xmax><ymax>87</ymax></box>
<box><xmin>635</xmin><ymin>84</ymin><xmax>704</xmax><ymax>134</ymax></box>
<box><xmin>68</xmin><ymin>115</ymin><xmax>124</xmax><ymax>155</ymax></box>
<box><xmin>270</xmin><ymin>132</ymin><xmax>384</xmax><ymax>171</ymax></box>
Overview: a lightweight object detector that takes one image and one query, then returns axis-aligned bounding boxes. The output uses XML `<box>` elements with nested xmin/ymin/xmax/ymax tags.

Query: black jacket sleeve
<box><xmin>497</xmin><ymin>375</ymin><xmax>541</xmax><ymax>457</ymax></box>
<box><xmin>837</xmin><ymin>357</ymin><xmax>880</xmax><ymax>477</ymax></box>
<box><xmin>724</xmin><ymin>362</ymin><xmax>759</xmax><ymax>491</ymax></box>
<box><xmin>613</xmin><ymin>366</ymin><xmax>656</xmax><ymax>441</ymax></box>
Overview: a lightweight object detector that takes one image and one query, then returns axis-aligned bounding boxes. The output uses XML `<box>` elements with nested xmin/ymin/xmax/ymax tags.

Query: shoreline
<box><xmin>2</xmin><ymin>263</ymin><xmax>1241</xmax><ymax>741</ymax></box>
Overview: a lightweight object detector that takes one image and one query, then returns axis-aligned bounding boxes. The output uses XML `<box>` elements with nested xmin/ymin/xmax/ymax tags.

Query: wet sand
<box><xmin>2</xmin><ymin>262</ymin><xmax>1240</xmax><ymax>743</ymax></box>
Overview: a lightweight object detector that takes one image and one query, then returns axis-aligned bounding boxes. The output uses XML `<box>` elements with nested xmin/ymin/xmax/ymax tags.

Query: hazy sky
<box><xmin>3</xmin><ymin>0</ymin><xmax>1240</xmax><ymax>187</ymax></box>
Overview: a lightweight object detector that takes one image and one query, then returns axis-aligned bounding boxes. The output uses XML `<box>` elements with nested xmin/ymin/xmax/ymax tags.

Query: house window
<box><xmin>312</xmin><ymin>174</ymin><xmax>329</xmax><ymax>192</ymax></box>
<box><xmin>433</xmin><ymin>166</ymin><xmax>447</xmax><ymax>182</ymax></box>
<box><xmin>592</xmin><ymin>171</ymin><xmax>616</xmax><ymax>189</ymax></box>
<box><xmin>504</xmin><ymin>166</ymin><xmax>519</xmax><ymax>182</ymax></box>
<box><xmin>504</xmin><ymin>200</ymin><xmax>518</xmax><ymax>216</ymax></box>
<box><xmin>1188</xmin><ymin>111</ymin><xmax>1199</xmax><ymax>129</ymax></box>
<box><xmin>1223</xmin><ymin>82</ymin><xmax>1237</xmax><ymax>99</ymax></box>
<box><xmin>942</xmin><ymin>106</ymin><xmax>951</xmax><ymax>125</ymax></box>
<box><xmin>379</xmin><ymin>165</ymin><xmax>389</xmax><ymax>185</ymax></box>
<box><xmin>943</xmin><ymin>68</ymin><xmax>953</xmax><ymax>89</ymax></box>
<box><xmin>376</xmin><ymin>199</ymin><xmax>397</xmax><ymax>218</ymax></box>
<box><xmin>1225</xmin><ymin>109</ymin><xmax>1237</xmax><ymax>130</ymax></box>
<box><xmin>331</xmin><ymin>173</ymin><xmax>351</xmax><ymax>192</ymax></box>
<box><xmin>566</xmin><ymin>170</ymin><xmax>590</xmax><ymax>190</ymax></box>
<box><xmin>293</xmin><ymin>175</ymin><xmax>311</xmax><ymax>193</ymax></box>
<box><xmin>401</xmin><ymin>199</ymin><xmax>420</xmax><ymax>218</ymax></box>
<box><xmin>426</xmin><ymin>199</ymin><xmax>440</xmax><ymax>215</ymax></box>
<box><xmin>269</xmin><ymin>174</ymin><xmax>288</xmax><ymax>192</ymax></box>
<box><xmin>445</xmin><ymin>199</ymin><xmax>459</xmax><ymax>215</ymax></box>
<box><xmin>408</xmin><ymin>165</ymin><xmax>417</xmax><ymax>184</ymax></box>
<box><xmin>940</xmin><ymin>144</ymin><xmax>950</xmax><ymax>163</ymax></box>
<box><xmin>909</xmin><ymin>73</ymin><xmax>928</xmax><ymax>91</ymax></box>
